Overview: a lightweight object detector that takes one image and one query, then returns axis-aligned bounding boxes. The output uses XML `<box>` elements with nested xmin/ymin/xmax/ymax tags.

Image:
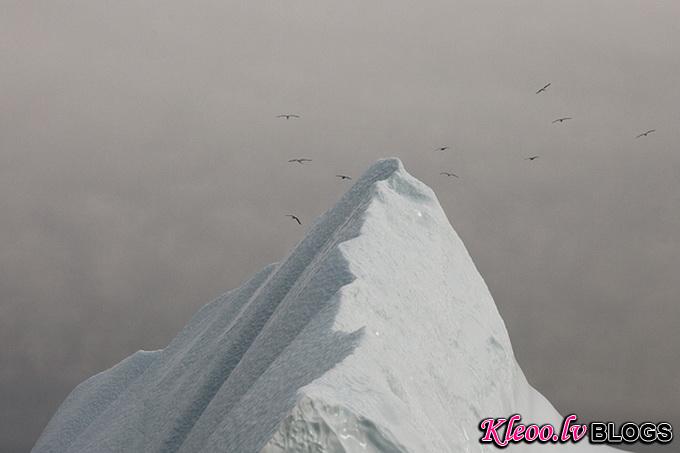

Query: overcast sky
<box><xmin>1</xmin><ymin>1</ymin><xmax>679</xmax><ymax>452</ymax></box>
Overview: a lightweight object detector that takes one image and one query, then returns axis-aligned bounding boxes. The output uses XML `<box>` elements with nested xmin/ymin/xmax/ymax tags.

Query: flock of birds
<box><xmin>281</xmin><ymin>81</ymin><xmax>657</xmax><ymax>226</ymax></box>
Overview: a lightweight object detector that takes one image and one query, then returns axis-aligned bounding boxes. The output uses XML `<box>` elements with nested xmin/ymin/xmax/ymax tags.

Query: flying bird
<box><xmin>336</xmin><ymin>174</ymin><xmax>352</xmax><ymax>180</ymax></box>
<box><xmin>434</xmin><ymin>146</ymin><xmax>450</xmax><ymax>152</ymax></box>
<box><xmin>286</xmin><ymin>214</ymin><xmax>301</xmax><ymax>225</ymax></box>
<box><xmin>552</xmin><ymin>117</ymin><xmax>572</xmax><ymax>124</ymax></box>
<box><xmin>536</xmin><ymin>83</ymin><xmax>551</xmax><ymax>94</ymax></box>
<box><xmin>288</xmin><ymin>158</ymin><xmax>312</xmax><ymax>164</ymax></box>
<box><xmin>525</xmin><ymin>156</ymin><xmax>540</xmax><ymax>161</ymax></box>
<box><xmin>440</xmin><ymin>171</ymin><xmax>459</xmax><ymax>178</ymax></box>
<box><xmin>635</xmin><ymin>129</ymin><xmax>656</xmax><ymax>138</ymax></box>
<box><xmin>277</xmin><ymin>114</ymin><xmax>300</xmax><ymax>120</ymax></box>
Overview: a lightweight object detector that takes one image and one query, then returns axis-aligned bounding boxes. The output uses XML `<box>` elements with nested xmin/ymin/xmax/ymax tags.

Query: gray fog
<box><xmin>1</xmin><ymin>1</ymin><xmax>678</xmax><ymax>451</ymax></box>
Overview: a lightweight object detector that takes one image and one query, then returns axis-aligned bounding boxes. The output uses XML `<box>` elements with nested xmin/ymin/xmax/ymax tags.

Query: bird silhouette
<box><xmin>552</xmin><ymin>117</ymin><xmax>572</xmax><ymax>124</ymax></box>
<box><xmin>525</xmin><ymin>156</ymin><xmax>540</xmax><ymax>161</ymax></box>
<box><xmin>536</xmin><ymin>83</ymin><xmax>551</xmax><ymax>94</ymax></box>
<box><xmin>635</xmin><ymin>129</ymin><xmax>656</xmax><ymax>138</ymax></box>
<box><xmin>434</xmin><ymin>146</ymin><xmax>450</xmax><ymax>152</ymax></box>
<box><xmin>336</xmin><ymin>174</ymin><xmax>352</xmax><ymax>180</ymax></box>
<box><xmin>440</xmin><ymin>172</ymin><xmax>459</xmax><ymax>178</ymax></box>
<box><xmin>286</xmin><ymin>214</ymin><xmax>302</xmax><ymax>225</ymax></box>
<box><xmin>277</xmin><ymin>114</ymin><xmax>300</xmax><ymax>120</ymax></box>
<box><xmin>288</xmin><ymin>158</ymin><xmax>312</xmax><ymax>164</ymax></box>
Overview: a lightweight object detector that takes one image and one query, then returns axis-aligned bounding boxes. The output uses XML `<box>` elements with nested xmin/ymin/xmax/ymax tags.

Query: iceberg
<box><xmin>33</xmin><ymin>159</ymin><xmax>620</xmax><ymax>452</ymax></box>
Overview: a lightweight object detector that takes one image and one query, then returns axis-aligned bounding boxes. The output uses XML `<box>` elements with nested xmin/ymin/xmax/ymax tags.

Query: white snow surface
<box><xmin>33</xmin><ymin>158</ymin><xmax>621</xmax><ymax>453</ymax></box>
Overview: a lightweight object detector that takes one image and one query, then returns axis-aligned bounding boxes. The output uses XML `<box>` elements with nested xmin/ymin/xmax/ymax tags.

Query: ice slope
<box><xmin>33</xmin><ymin>158</ymin><xmax>621</xmax><ymax>453</ymax></box>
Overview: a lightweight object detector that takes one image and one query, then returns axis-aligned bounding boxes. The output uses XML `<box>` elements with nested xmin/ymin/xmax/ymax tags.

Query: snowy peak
<box><xmin>34</xmin><ymin>159</ymin><xmax>617</xmax><ymax>453</ymax></box>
